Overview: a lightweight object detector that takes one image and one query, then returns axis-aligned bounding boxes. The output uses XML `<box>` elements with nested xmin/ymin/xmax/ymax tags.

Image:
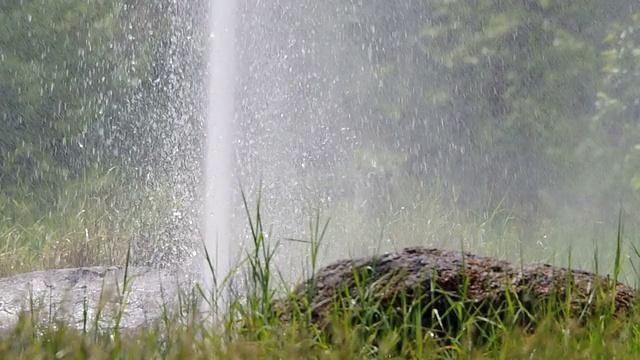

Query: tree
<box><xmin>341</xmin><ymin>0</ymin><xmax>640</xmax><ymax>221</ymax></box>
<box><xmin>0</xmin><ymin>0</ymin><xmax>123</xmax><ymax>188</ymax></box>
<box><xmin>591</xmin><ymin>12</ymin><xmax>640</xmax><ymax>213</ymax></box>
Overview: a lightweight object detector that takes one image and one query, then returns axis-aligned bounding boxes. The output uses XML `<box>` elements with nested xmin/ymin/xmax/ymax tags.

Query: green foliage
<box><xmin>595</xmin><ymin>13</ymin><xmax>640</xmax><ymax>193</ymax></box>
<box><xmin>0</xmin><ymin>1</ymin><xmax>205</xmax><ymax>266</ymax></box>
<box><xmin>341</xmin><ymin>0</ymin><xmax>640</xmax><ymax>223</ymax></box>
<box><xmin>0</xmin><ymin>0</ymin><xmax>124</xmax><ymax>187</ymax></box>
<box><xmin>423</xmin><ymin>0</ymin><xmax>612</xmax><ymax>216</ymax></box>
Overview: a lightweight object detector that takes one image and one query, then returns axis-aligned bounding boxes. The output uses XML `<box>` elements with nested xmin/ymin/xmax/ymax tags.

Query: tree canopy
<box><xmin>3</xmin><ymin>0</ymin><xmax>640</xmax><ymax>223</ymax></box>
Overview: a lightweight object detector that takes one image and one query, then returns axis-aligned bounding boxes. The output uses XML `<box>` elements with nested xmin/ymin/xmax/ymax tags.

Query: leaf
<box><xmin>632</xmin><ymin>174</ymin><xmax>640</xmax><ymax>191</ymax></box>
<box><xmin>539</xmin><ymin>0</ymin><xmax>551</xmax><ymax>10</ymax></box>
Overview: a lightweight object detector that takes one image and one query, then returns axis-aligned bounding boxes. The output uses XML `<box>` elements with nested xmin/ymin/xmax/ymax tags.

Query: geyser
<box><xmin>203</xmin><ymin>0</ymin><xmax>237</xmax><ymax>314</ymax></box>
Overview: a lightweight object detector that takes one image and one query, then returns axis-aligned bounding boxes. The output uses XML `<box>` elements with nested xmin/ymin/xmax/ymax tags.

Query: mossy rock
<box><xmin>275</xmin><ymin>247</ymin><xmax>637</xmax><ymax>340</ymax></box>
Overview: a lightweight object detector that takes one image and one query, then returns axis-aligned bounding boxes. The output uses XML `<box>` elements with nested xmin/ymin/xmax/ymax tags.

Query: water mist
<box><xmin>203</xmin><ymin>0</ymin><xmax>237</xmax><ymax>314</ymax></box>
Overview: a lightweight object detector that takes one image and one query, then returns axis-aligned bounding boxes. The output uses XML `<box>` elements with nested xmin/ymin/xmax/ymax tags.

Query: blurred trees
<box><xmin>0</xmin><ymin>0</ymin><xmax>206</xmax><ymax>196</ymax></box>
<box><xmin>595</xmin><ymin>13</ymin><xmax>640</xmax><ymax>194</ymax></box>
<box><xmin>3</xmin><ymin>0</ymin><xmax>640</xmax><ymax>227</ymax></box>
<box><xmin>0</xmin><ymin>0</ymin><xmax>121</xmax><ymax>188</ymax></box>
<box><xmin>341</xmin><ymin>0</ymin><xmax>640</xmax><ymax>221</ymax></box>
<box><xmin>0</xmin><ymin>0</ymin><xmax>207</xmax><ymax>267</ymax></box>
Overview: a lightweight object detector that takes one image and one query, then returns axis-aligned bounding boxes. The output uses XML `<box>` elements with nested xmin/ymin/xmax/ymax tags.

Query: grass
<box><xmin>0</xmin><ymin>167</ymin><xmax>198</xmax><ymax>277</ymax></box>
<box><xmin>1</xmin><ymin>179</ymin><xmax>640</xmax><ymax>358</ymax></box>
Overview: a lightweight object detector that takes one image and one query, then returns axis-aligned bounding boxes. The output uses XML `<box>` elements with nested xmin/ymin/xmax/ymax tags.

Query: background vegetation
<box><xmin>0</xmin><ymin>0</ymin><xmax>206</xmax><ymax>275</ymax></box>
<box><xmin>3</xmin><ymin>1</ymin><xmax>640</xmax><ymax>357</ymax></box>
<box><xmin>2</xmin><ymin>0</ymin><xmax>640</xmax><ymax>279</ymax></box>
<box><xmin>233</xmin><ymin>0</ymin><xmax>640</xmax><ymax>283</ymax></box>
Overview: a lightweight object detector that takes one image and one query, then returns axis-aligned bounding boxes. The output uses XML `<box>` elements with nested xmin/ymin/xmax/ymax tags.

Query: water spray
<box><xmin>203</xmin><ymin>0</ymin><xmax>237</xmax><ymax>317</ymax></box>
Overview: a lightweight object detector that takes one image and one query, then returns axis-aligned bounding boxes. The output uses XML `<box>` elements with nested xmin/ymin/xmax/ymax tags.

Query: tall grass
<box><xmin>0</xmin><ymin>166</ymin><xmax>196</xmax><ymax>277</ymax></box>
<box><xmin>1</xmin><ymin>182</ymin><xmax>640</xmax><ymax>358</ymax></box>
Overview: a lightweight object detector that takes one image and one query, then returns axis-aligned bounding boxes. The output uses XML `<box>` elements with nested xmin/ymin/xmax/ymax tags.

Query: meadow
<box><xmin>1</xmin><ymin>178</ymin><xmax>640</xmax><ymax>359</ymax></box>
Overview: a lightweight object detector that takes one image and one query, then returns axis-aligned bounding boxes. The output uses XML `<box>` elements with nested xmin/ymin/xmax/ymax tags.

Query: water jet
<box><xmin>203</xmin><ymin>0</ymin><xmax>237</xmax><ymax>315</ymax></box>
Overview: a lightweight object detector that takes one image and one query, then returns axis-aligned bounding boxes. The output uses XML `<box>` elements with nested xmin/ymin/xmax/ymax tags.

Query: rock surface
<box><xmin>0</xmin><ymin>265</ymin><xmax>201</xmax><ymax>332</ymax></box>
<box><xmin>277</xmin><ymin>247</ymin><xmax>638</xmax><ymax>334</ymax></box>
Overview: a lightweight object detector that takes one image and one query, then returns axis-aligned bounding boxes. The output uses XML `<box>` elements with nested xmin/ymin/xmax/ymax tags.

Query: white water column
<box><xmin>203</xmin><ymin>0</ymin><xmax>237</xmax><ymax>315</ymax></box>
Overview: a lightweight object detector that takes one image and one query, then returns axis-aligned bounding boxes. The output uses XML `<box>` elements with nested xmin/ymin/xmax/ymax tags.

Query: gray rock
<box><xmin>0</xmin><ymin>265</ymin><xmax>202</xmax><ymax>332</ymax></box>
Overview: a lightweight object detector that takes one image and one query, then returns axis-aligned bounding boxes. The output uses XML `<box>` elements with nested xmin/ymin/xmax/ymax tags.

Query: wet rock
<box><xmin>276</xmin><ymin>247</ymin><xmax>638</xmax><ymax>336</ymax></box>
<box><xmin>0</xmin><ymin>265</ymin><xmax>201</xmax><ymax>332</ymax></box>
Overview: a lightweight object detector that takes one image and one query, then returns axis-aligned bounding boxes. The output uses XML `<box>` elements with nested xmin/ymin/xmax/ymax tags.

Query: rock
<box><xmin>275</xmin><ymin>247</ymin><xmax>638</xmax><ymax>336</ymax></box>
<box><xmin>0</xmin><ymin>265</ymin><xmax>201</xmax><ymax>333</ymax></box>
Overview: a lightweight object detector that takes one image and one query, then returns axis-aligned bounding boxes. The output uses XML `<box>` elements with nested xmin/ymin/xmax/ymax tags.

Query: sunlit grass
<box><xmin>1</xmin><ymin>179</ymin><xmax>640</xmax><ymax>358</ymax></box>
